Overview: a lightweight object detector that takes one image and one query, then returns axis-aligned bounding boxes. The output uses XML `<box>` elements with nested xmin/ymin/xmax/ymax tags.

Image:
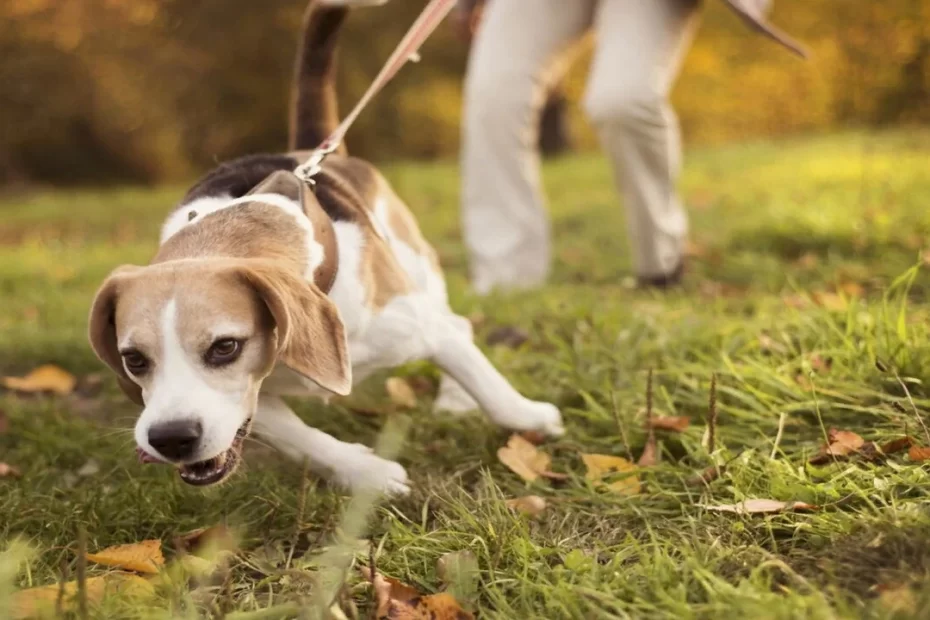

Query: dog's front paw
<box><xmin>331</xmin><ymin>443</ymin><xmax>410</xmax><ymax>496</ymax></box>
<box><xmin>507</xmin><ymin>399</ymin><xmax>566</xmax><ymax>437</ymax></box>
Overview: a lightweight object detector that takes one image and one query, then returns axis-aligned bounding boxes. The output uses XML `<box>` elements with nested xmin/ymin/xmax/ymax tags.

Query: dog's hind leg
<box><xmin>252</xmin><ymin>394</ymin><xmax>409</xmax><ymax>495</ymax></box>
<box><xmin>430</xmin><ymin>315</ymin><xmax>565</xmax><ymax>436</ymax></box>
<box><xmin>433</xmin><ymin>314</ymin><xmax>480</xmax><ymax>415</ymax></box>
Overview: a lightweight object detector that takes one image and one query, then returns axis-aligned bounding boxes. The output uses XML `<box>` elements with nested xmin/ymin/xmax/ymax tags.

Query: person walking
<box><xmin>456</xmin><ymin>0</ymin><xmax>804</xmax><ymax>294</ymax></box>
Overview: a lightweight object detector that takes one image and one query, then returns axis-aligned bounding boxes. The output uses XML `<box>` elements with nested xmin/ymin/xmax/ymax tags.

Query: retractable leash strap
<box><xmin>294</xmin><ymin>0</ymin><xmax>458</xmax><ymax>184</ymax></box>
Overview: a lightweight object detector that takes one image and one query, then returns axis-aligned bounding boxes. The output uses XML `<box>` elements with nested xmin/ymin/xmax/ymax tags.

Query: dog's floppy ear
<box><xmin>88</xmin><ymin>265</ymin><xmax>145</xmax><ymax>406</ymax></box>
<box><xmin>237</xmin><ymin>261</ymin><xmax>352</xmax><ymax>396</ymax></box>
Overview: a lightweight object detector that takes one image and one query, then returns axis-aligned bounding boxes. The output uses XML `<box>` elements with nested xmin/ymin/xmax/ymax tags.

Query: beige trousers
<box><xmin>461</xmin><ymin>0</ymin><xmax>701</xmax><ymax>294</ymax></box>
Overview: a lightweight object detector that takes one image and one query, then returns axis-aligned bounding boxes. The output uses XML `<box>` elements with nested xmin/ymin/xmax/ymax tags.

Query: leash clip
<box><xmin>294</xmin><ymin>140</ymin><xmax>339</xmax><ymax>187</ymax></box>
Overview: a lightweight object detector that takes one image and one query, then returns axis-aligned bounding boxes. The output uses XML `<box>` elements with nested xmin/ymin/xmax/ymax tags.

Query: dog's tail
<box><xmin>289</xmin><ymin>1</ymin><xmax>348</xmax><ymax>154</ymax></box>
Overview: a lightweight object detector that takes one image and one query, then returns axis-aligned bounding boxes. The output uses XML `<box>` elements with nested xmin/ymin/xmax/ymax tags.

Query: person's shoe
<box><xmin>636</xmin><ymin>261</ymin><xmax>685</xmax><ymax>290</ymax></box>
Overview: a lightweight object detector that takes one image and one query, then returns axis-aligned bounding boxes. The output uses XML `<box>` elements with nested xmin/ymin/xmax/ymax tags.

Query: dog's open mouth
<box><xmin>178</xmin><ymin>419</ymin><xmax>251</xmax><ymax>486</ymax></box>
<box><xmin>138</xmin><ymin>419</ymin><xmax>252</xmax><ymax>487</ymax></box>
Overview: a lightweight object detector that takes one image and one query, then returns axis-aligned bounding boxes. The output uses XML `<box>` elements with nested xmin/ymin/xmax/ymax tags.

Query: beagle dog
<box><xmin>87</xmin><ymin>0</ymin><xmax>564</xmax><ymax>495</ymax></box>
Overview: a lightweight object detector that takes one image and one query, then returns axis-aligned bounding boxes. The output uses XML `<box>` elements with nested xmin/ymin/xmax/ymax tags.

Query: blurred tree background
<box><xmin>1</xmin><ymin>0</ymin><xmax>928</xmax><ymax>187</ymax></box>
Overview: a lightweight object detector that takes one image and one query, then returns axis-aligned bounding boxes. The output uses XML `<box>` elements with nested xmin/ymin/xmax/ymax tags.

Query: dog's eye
<box><xmin>121</xmin><ymin>350</ymin><xmax>150</xmax><ymax>376</ymax></box>
<box><xmin>205</xmin><ymin>338</ymin><xmax>242</xmax><ymax>367</ymax></box>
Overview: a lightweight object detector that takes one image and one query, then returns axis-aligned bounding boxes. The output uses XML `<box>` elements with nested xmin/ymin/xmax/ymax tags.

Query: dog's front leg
<box><xmin>431</xmin><ymin>317</ymin><xmax>565</xmax><ymax>437</ymax></box>
<box><xmin>252</xmin><ymin>395</ymin><xmax>410</xmax><ymax>495</ymax></box>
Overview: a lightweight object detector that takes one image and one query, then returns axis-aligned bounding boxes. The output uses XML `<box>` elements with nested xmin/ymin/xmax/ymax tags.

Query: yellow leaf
<box><xmin>1</xmin><ymin>365</ymin><xmax>76</xmax><ymax>395</ymax></box>
<box><xmin>581</xmin><ymin>454</ymin><xmax>640</xmax><ymax>495</ymax></box>
<box><xmin>496</xmin><ymin>435</ymin><xmax>566</xmax><ymax>482</ymax></box>
<box><xmin>505</xmin><ymin>495</ymin><xmax>547</xmax><ymax>516</ymax></box>
<box><xmin>85</xmin><ymin>539</ymin><xmax>164</xmax><ymax>574</ymax></box>
<box><xmin>10</xmin><ymin>574</ymin><xmax>154</xmax><ymax>619</ymax></box>
<box><xmin>385</xmin><ymin>377</ymin><xmax>417</xmax><ymax>409</ymax></box>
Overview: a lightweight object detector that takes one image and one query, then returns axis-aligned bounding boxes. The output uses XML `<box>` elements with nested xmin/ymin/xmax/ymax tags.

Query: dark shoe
<box><xmin>636</xmin><ymin>261</ymin><xmax>685</xmax><ymax>290</ymax></box>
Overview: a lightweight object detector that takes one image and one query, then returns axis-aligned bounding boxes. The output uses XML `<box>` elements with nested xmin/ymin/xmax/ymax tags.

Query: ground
<box><xmin>2</xmin><ymin>130</ymin><xmax>930</xmax><ymax>619</ymax></box>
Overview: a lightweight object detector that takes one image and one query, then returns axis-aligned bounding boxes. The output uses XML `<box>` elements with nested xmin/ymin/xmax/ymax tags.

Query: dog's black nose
<box><xmin>147</xmin><ymin>421</ymin><xmax>202</xmax><ymax>461</ymax></box>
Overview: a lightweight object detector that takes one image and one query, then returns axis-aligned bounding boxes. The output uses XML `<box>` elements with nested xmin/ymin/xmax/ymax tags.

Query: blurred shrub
<box><xmin>0</xmin><ymin>0</ymin><xmax>928</xmax><ymax>186</ymax></box>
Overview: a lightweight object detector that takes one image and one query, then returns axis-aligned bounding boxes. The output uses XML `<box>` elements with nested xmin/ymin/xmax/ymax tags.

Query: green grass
<box><xmin>3</xmin><ymin>130</ymin><xmax>930</xmax><ymax>619</ymax></box>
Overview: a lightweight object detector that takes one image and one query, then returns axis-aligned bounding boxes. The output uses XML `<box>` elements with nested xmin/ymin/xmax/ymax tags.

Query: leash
<box><xmin>294</xmin><ymin>0</ymin><xmax>458</xmax><ymax>184</ymax></box>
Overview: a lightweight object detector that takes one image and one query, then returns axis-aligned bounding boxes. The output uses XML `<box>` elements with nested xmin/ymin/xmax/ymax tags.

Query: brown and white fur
<box><xmin>88</xmin><ymin>0</ymin><xmax>563</xmax><ymax>495</ymax></box>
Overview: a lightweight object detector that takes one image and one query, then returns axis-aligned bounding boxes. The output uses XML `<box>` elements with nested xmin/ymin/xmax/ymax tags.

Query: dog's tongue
<box><xmin>136</xmin><ymin>447</ymin><xmax>166</xmax><ymax>464</ymax></box>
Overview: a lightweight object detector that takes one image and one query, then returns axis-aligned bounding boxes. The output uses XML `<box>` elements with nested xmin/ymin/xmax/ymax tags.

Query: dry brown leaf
<box><xmin>637</xmin><ymin>436</ymin><xmax>657</xmax><ymax>467</ymax></box>
<box><xmin>795</xmin><ymin>252</ymin><xmax>819</xmax><ymax>269</ymax></box>
<box><xmin>10</xmin><ymin>574</ymin><xmax>154</xmax><ymax>619</ymax></box>
<box><xmin>839</xmin><ymin>282</ymin><xmax>864</xmax><ymax>298</ymax></box>
<box><xmin>85</xmin><ymin>539</ymin><xmax>165</xmax><ymax>574</ymax></box>
<box><xmin>687</xmin><ymin>464</ymin><xmax>726</xmax><ymax>487</ymax></box>
<box><xmin>809</xmin><ymin>428</ymin><xmax>865</xmax><ymax>464</ymax></box>
<box><xmin>505</xmin><ymin>495</ymin><xmax>547</xmax><ymax>516</ymax></box>
<box><xmin>647</xmin><ymin>415</ymin><xmax>690</xmax><ymax>432</ymax></box>
<box><xmin>809</xmin><ymin>354</ymin><xmax>832</xmax><ymax>373</ymax></box>
<box><xmin>385</xmin><ymin>378</ymin><xmax>417</xmax><ymax>409</ymax></box>
<box><xmin>485</xmin><ymin>325</ymin><xmax>529</xmax><ymax>349</ymax></box>
<box><xmin>908</xmin><ymin>445</ymin><xmax>930</xmax><ymax>462</ymax></box>
<box><xmin>700</xmin><ymin>499</ymin><xmax>817</xmax><ymax>514</ymax></box>
<box><xmin>0</xmin><ymin>462</ymin><xmax>22</xmax><ymax>478</ymax></box>
<box><xmin>497</xmin><ymin>435</ymin><xmax>567</xmax><ymax>482</ymax></box>
<box><xmin>876</xmin><ymin>583</ymin><xmax>917</xmax><ymax>614</ymax></box>
<box><xmin>811</xmin><ymin>291</ymin><xmax>848</xmax><ymax>311</ymax></box>
<box><xmin>1</xmin><ymin>364</ymin><xmax>77</xmax><ymax>395</ymax></box>
<box><xmin>361</xmin><ymin>567</ymin><xmax>473</xmax><ymax>620</ymax></box>
<box><xmin>518</xmin><ymin>430</ymin><xmax>547</xmax><ymax>446</ymax></box>
<box><xmin>582</xmin><ymin>454</ymin><xmax>641</xmax><ymax>495</ymax></box>
<box><xmin>382</xmin><ymin>593</ymin><xmax>474</xmax><ymax>620</ymax></box>
<box><xmin>859</xmin><ymin>437</ymin><xmax>914</xmax><ymax>462</ymax></box>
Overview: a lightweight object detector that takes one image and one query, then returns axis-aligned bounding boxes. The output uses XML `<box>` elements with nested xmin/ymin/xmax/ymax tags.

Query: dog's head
<box><xmin>88</xmin><ymin>258</ymin><xmax>351</xmax><ymax>485</ymax></box>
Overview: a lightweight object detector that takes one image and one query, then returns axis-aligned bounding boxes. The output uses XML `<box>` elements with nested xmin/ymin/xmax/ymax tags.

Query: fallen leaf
<box><xmin>647</xmin><ymin>415</ymin><xmax>690</xmax><ymax>432</ymax></box>
<box><xmin>908</xmin><ymin>445</ymin><xmax>930</xmax><ymax>462</ymax></box>
<box><xmin>795</xmin><ymin>252</ymin><xmax>819</xmax><ymax>269</ymax></box>
<box><xmin>1</xmin><ymin>364</ymin><xmax>77</xmax><ymax>395</ymax></box>
<box><xmin>876</xmin><ymin>583</ymin><xmax>916</xmax><ymax>614</ymax></box>
<box><xmin>783</xmin><ymin>294</ymin><xmax>810</xmax><ymax>309</ymax></box>
<box><xmin>485</xmin><ymin>325</ymin><xmax>529</xmax><ymax>349</ymax></box>
<box><xmin>809</xmin><ymin>354</ymin><xmax>832</xmax><ymax>373</ymax></box>
<box><xmin>581</xmin><ymin>454</ymin><xmax>641</xmax><ymax>495</ymax></box>
<box><xmin>360</xmin><ymin>566</ymin><xmax>474</xmax><ymax>620</ymax></box>
<box><xmin>0</xmin><ymin>462</ymin><xmax>22</xmax><ymax>478</ymax></box>
<box><xmin>11</xmin><ymin>574</ymin><xmax>154</xmax><ymax>619</ymax></box>
<box><xmin>637</xmin><ymin>436</ymin><xmax>657</xmax><ymax>467</ymax></box>
<box><xmin>700</xmin><ymin>499</ymin><xmax>817</xmax><ymax>514</ymax></box>
<box><xmin>518</xmin><ymin>430</ymin><xmax>547</xmax><ymax>445</ymax></box>
<box><xmin>687</xmin><ymin>464</ymin><xmax>726</xmax><ymax>486</ymax></box>
<box><xmin>76</xmin><ymin>460</ymin><xmax>100</xmax><ymax>477</ymax></box>
<box><xmin>382</xmin><ymin>592</ymin><xmax>474</xmax><ymax>620</ymax></box>
<box><xmin>839</xmin><ymin>282</ymin><xmax>864</xmax><ymax>298</ymax></box>
<box><xmin>178</xmin><ymin>525</ymin><xmax>236</xmax><ymax>555</ymax></box>
<box><xmin>497</xmin><ymin>435</ymin><xmax>567</xmax><ymax>482</ymax></box>
<box><xmin>85</xmin><ymin>539</ymin><xmax>165</xmax><ymax>574</ymax></box>
<box><xmin>859</xmin><ymin>437</ymin><xmax>914</xmax><ymax>462</ymax></box>
<box><xmin>505</xmin><ymin>495</ymin><xmax>547</xmax><ymax>516</ymax></box>
<box><xmin>385</xmin><ymin>378</ymin><xmax>417</xmax><ymax>409</ymax></box>
<box><xmin>809</xmin><ymin>428</ymin><xmax>865</xmax><ymax>464</ymax></box>
<box><xmin>811</xmin><ymin>291</ymin><xmax>848</xmax><ymax>311</ymax></box>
